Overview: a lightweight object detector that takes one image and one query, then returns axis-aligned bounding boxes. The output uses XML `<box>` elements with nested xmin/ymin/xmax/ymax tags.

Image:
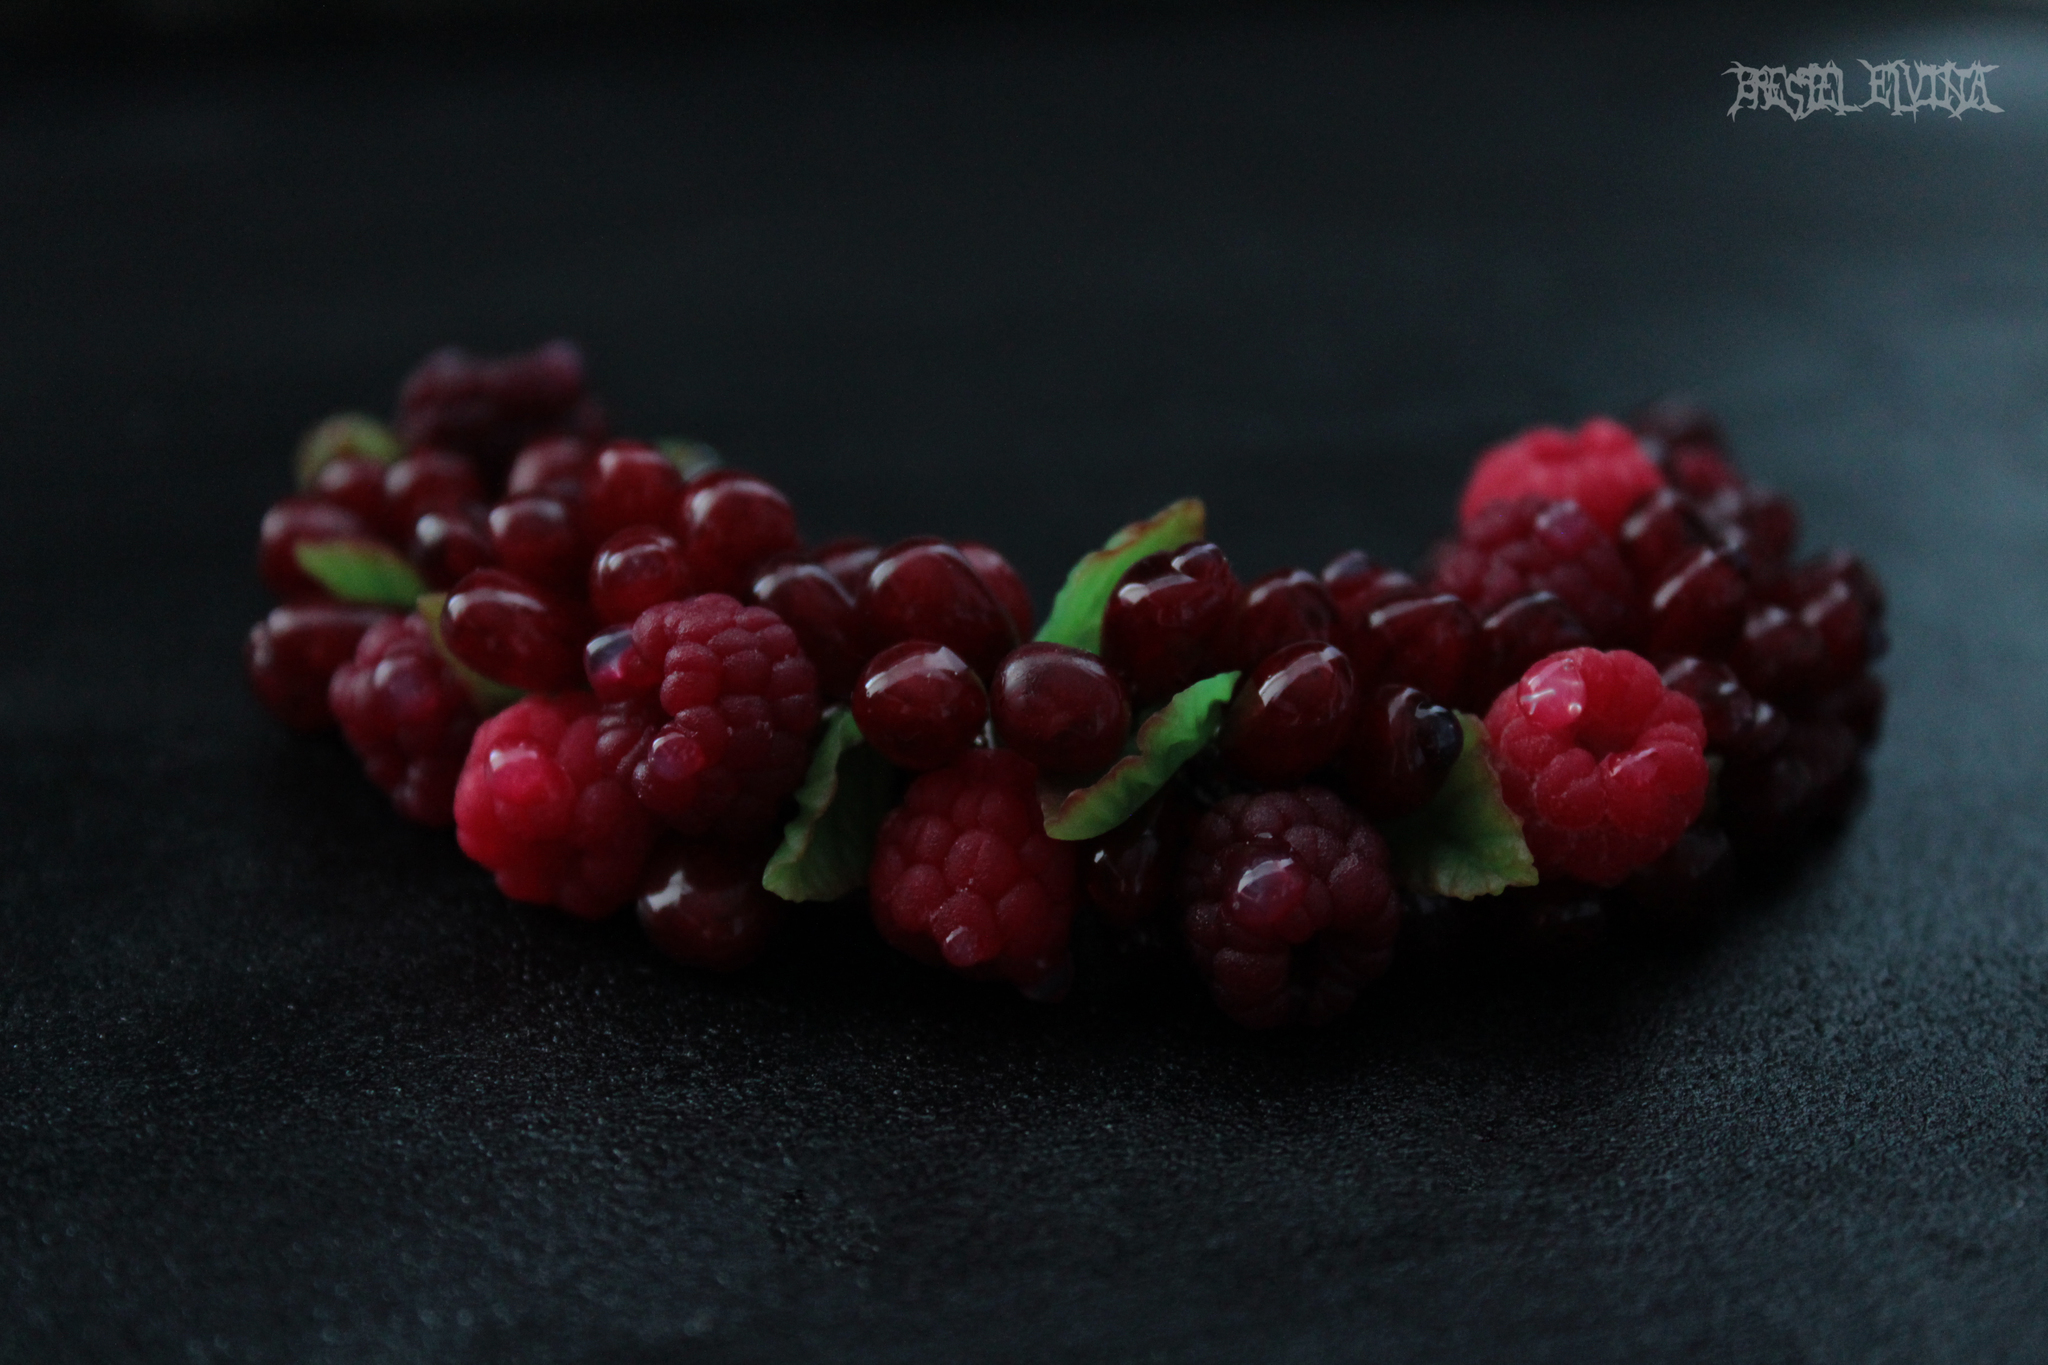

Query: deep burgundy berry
<box><xmin>1429</xmin><ymin>495</ymin><xmax>1640</xmax><ymax>647</ymax></box>
<box><xmin>959</xmin><ymin>541</ymin><xmax>1036</xmax><ymax>642</ymax></box>
<box><xmin>859</xmin><ymin>539</ymin><xmax>1018</xmax><ymax>680</ymax></box>
<box><xmin>676</xmin><ymin>470</ymin><xmax>801</xmax><ymax>596</ymax></box>
<box><xmin>1099</xmin><ymin>541</ymin><xmax>1239</xmax><ymax>705</ymax></box>
<box><xmin>1178</xmin><ymin>786</ymin><xmax>1398</xmax><ymax>1029</ymax></box>
<box><xmin>488</xmin><ymin>495</ymin><xmax>586</xmax><ymax>595</ymax></box>
<box><xmin>1343</xmin><ymin>593</ymin><xmax>1480</xmax><ymax>706</ymax></box>
<box><xmin>750</xmin><ymin>561</ymin><xmax>864</xmax><ymax>699</ymax></box>
<box><xmin>383</xmin><ymin>451</ymin><xmax>484</xmax><ymax>528</ymax></box>
<box><xmin>813</xmin><ymin>537</ymin><xmax>881</xmax><ymax>595</ymax></box>
<box><xmin>1657</xmin><ymin>656</ymin><xmax>1780</xmax><ymax>755</ymax></box>
<box><xmin>1630</xmin><ymin>397</ymin><xmax>1742</xmax><ymax>499</ymax></box>
<box><xmin>1484</xmin><ymin>648</ymin><xmax>1710</xmax><ymax>886</ymax></box>
<box><xmin>454</xmin><ymin>693</ymin><xmax>661</xmax><ymax>917</ymax></box>
<box><xmin>1080</xmin><ymin>791</ymin><xmax>1186</xmax><ymax>928</ymax></box>
<box><xmin>584</xmin><ymin>624</ymin><xmax>665</xmax><ymax>703</ymax></box>
<box><xmin>407</xmin><ymin>506</ymin><xmax>497</xmax><ymax>590</ymax></box>
<box><xmin>506</xmin><ymin>436</ymin><xmax>591</xmax><ymax>502</ymax></box>
<box><xmin>397</xmin><ymin>340</ymin><xmax>605</xmax><ymax>479</ymax></box>
<box><xmin>628</xmin><ymin>594</ymin><xmax>821</xmax><ymax>839</ymax></box>
<box><xmin>441</xmin><ymin>568</ymin><xmax>586</xmax><ymax>692</ymax></box>
<box><xmin>1698</xmin><ymin>485</ymin><xmax>1799</xmax><ymax>580</ymax></box>
<box><xmin>1219</xmin><ymin>642</ymin><xmax>1357</xmax><ymax>787</ymax></box>
<box><xmin>589</xmin><ymin>525</ymin><xmax>692</xmax><ymax>626</ymax></box>
<box><xmin>1644</xmin><ymin>546</ymin><xmax>1748</xmax><ymax>659</ymax></box>
<box><xmin>329</xmin><ymin>613</ymin><xmax>479</xmax><ymax>825</ymax></box>
<box><xmin>581</xmin><ymin>442</ymin><xmax>684</xmax><ymax>544</ymax></box>
<box><xmin>1620</xmin><ymin>824</ymin><xmax>1735</xmax><ymax>933</ymax></box>
<box><xmin>1223</xmin><ymin>569</ymin><xmax>1337</xmax><ymax>671</ymax></box>
<box><xmin>1797</xmin><ymin>577</ymin><xmax>1883</xmax><ymax>691</ymax></box>
<box><xmin>1459</xmin><ymin>417</ymin><xmax>1666</xmax><ymax>536</ymax></box>
<box><xmin>1729</xmin><ymin>603</ymin><xmax>1828</xmax><ymax>703</ymax></box>
<box><xmin>868</xmin><ymin>747</ymin><xmax>1078</xmax><ymax>999</ymax></box>
<box><xmin>258</xmin><ymin>496</ymin><xmax>376</xmax><ymax>601</ymax></box>
<box><xmin>1721</xmin><ymin>718</ymin><xmax>1862</xmax><ymax>849</ymax></box>
<box><xmin>852</xmin><ymin>641</ymin><xmax>990</xmax><ymax>771</ymax></box>
<box><xmin>989</xmin><ymin>642</ymin><xmax>1131</xmax><ymax>776</ymax></box>
<box><xmin>1474</xmin><ymin>592</ymin><xmax>1594</xmax><ymax>711</ymax></box>
<box><xmin>1324</xmin><ymin>550</ymin><xmax>1423</xmax><ymax>617</ymax></box>
<box><xmin>1337</xmin><ymin>684</ymin><xmax>1464</xmax><ymax>822</ymax></box>
<box><xmin>637</xmin><ymin>837</ymin><xmax>784</xmax><ymax>972</ymax></box>
<box><xmin>309</xmin><ymin>455</ymin><xmax>392</xmax><ymax>531</ymax></box>
<box><xmin>245</xmin><ymin>603</ymin><xmax>392</xmax><ymax>731</ymax></box>
<box><xmin>1617</xmin><ymin>486</ymin><xmax>1715</xmax><ymax>583</ymax></box>
<box><xmin>1779</xmin><ymin>549</ymin><xmax>1885</xmax><ymax>622</ymax></box>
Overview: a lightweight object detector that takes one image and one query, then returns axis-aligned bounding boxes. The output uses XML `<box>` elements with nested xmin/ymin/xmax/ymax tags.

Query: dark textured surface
<box><xmin>5</xmin><ymin>8</ymin><xmax>2048</xmax><ymax>1362</ymax></box>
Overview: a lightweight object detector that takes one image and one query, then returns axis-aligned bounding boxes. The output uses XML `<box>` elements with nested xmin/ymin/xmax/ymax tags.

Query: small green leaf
<box><xmin>657</xmin><ymin>438</ymin><xmax>723</xmax><ymax>482</ymax></box>
<box><xmin>417</xmin><ymin>592</ymin><xmax>525</xmax><ymax>715</ymax></box>
<box><xmin>1036</xmin><ymin>498</ymin><xmax>1207</xmax><ymax>654</ymax></box>
<box><xmin>1041</xmin><ymin>670</ymin><xmax>1239</xmax><ymax>841</ymax></box>
<box><xmin>1383</xmin><ymin>713</ymin><xmax>1538</xmax><ymax>900</ymax></box>
<box><xmin>294</xmin><ymin>412</ymin><xmax>400</xmax><ymax>487</ymax></box>
<box><xmin>763</xmin><ymin>709</ymin><xmax>901</xmax><ymax>902</ymax></box>
<box><xmin>293</xmin><ymin>538</ymin><xmax>425</xmax><ymax>607</ymax></box>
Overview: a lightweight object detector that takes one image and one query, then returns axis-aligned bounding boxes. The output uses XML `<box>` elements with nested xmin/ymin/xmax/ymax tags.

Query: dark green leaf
<box><xmin>1041</xmin><ymin>671</ymin><xmax>1239</xmax><ymax>841</ymax></box>
<box><xmin>763</xmin><ymin>709</ymin><xmax>900</xmax><ymax>902</ymax></box>
<box><xmin>1383</xmin><ymin>713</ymin><xmax>1538</xmax><ymax>899</ymax></box>
<box><xmin>294</xmin><ymin>412</ymin><xmax>400</xmax><ymax>487</ymax></box>
<box><xmin>1035</xmin><ymin>498</ymin><xmax>1206</xmax><ymax>654</ymax></box>
<box><xmin>417</xmin><ymin>592</ymin><xmax>525</xmax><ymax>716</ymax></box>
<box><xmin>657</xmin><ymin>438</ymin><xmax>723</xmax><ymax>482</ymax></box>
<box><xmin>293</xmin><ymin>538</ymin><xmax>425</xmax><ymax>608</ymax></box>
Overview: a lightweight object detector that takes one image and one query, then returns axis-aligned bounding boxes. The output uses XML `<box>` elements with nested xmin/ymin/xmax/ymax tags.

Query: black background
<box><xmin>6</xmin><ymin>6</ymin><xmax>2048</xmax><ymax>1362</ymax></box>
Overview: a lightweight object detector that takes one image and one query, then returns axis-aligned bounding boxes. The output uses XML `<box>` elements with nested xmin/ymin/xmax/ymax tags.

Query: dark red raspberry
<box><xmin>330</xmin><ymin>613</ymin><xmax>479</xmax><ymax>825</ymax></box>
<box><xmin>852</xmin><ymin>641</ymin><xmax>989</xmax><ymax>771</ymax></box>
<box><xmin>1643</xmin><ymin>547</ymin><xmax>1748</xmax><ymax>659</ymax></box>
<box><xmin>383</xmin><ymin>451</ymin><xmax>484</xmax><ymax>529</ymax></box>
<box><xmin>245</xmin><ymin>603</ymin><xmax>391</xmax><ymax>731</ymax></box>
<box><xmin>637</xmin><ymin>837</ymin><xmax>784</xmax><ymax>972</ymax></box>
<box><xmin>407</xmin><ymin>506</ymin><xmax>497</xmax><ymax>590</ymax></box>
<box><xmin>1459</xmin><ymin>417</ymin><xmax>1666</xmax><ymax>537</ymax></box>
<box><xmin>676</xmin><ymin>470</ymin><xmax>801</xmax><ymax>596</ymax></box>
<box><xmin>396</xmin><ymin>340</ymin><xmax>605</xmax><ymax>479</ymax></box>
<box><xmin>959</xmin><ymin>541</ymin><xmax>1036</xmax><ymax>642</ymax></box>
<box><xmin>1080</xmin><ymin>791</ymin><xmax>1187</xmax><ymax>928</ymax></box>
<box><xmin>308</xmin><ymin>455</ymin><xmax>392</xmax><ymax>531</ymax></box>
<box><xmin>1473</xmin><ymin>592</ymin><xmax>1594</xmax><ymax>710</ymax></box>
<box><xmin>859</xmin><ymin>539</ymin><xmax>1018</xmax><ymax>680</ymax></box>
<box><xmin>1342</xmin><ymin>593</ymin><xmax>1480</xmax><ymax>706</ymax></box>
<box><xmin>1219</xmin><ymin>568</ymin><xmax>1337</xmax><ymax>673</ymax></box>
<box><xmin>1178</xmin><ymin>786</ymin><xmax>1398</xmax><ymax>1029</ymax></box>
<box><xmin>813</xmin><ymin>537</ymin><xmax>881</xmax><ymax>595</ymax></box>
<box><xmin>1629</xmin><ymin>397</ymin><xmax>1742</xmax><ymax>499</ymax></box>
<box><xmin>1099</xmin><ymin>541</ymin><xmax>1239</xmax><ymax>705</ymax></box>
<box><xmin>258</xmin><ymin>496</ymin><xmax>374</xmax><ymax>601</ymax></box>
<box><xmin>488</xmin><ymin>495</ymin><xmax>586</xmax><ymax>595</ymax></box>
<box><xmin>1429</xmin><ymin>496</ymin><xmax>1639</xmax><ymax>646</ymax></box>
<box><xmin>584</xmin><ymin>624</ymin><xmax>665</xmax><ymax>703</ymax></box>
<box><xmin>441</xmin><ymin>568</ymin><xmax>587</xmax><ymax>692</ymax></box>
<box><xmin>589</xmin><ymin>525</ymin><xmax>693</xmax><ymax>626</ymax></box>
<box><xmin>628</xmin><ymin>594</ymin><xmax>821</xmax><ymax>839</ymax></box>
<box><xmin>1484</xmin><ymin>648</ymin><xmax>1709</xmax><ymax>886</ymax></box>
<box><xmin>1337</xmin><ymin>683</ymin><xmax>1464</xmax><ymax>822</ymax></box>
<box><xmin>868</xmin><ymin>747</ymin><xmax>1078</xmax><ymax>998</ymax></box>
<box><xmin>454</xmin><ymin>693</ymin><xmax>660</xmax><ymax>918</ymax></box>
<box><xmin>989</xmin><ymin>643</ymin><xmax>1130</xmax><ymax>775</ymax></box>
<box><xmin>1219</xmin><ymin>642</ymin><xmax>1357</xmax><ymax>787</ymax></box>
<box><xmin>581</xmin><ymin>442</ymin><xmax>684</xmax><ymax>544</ymax></box>
<box><xmin>750</xmin><ymin>561</ymin><xmax>864</xmax><ymax>699</ymax></box>
<box><xmin>506</xmin><ymin>436</ymin><xmax>592</xmax><ymax>502</ymax></box>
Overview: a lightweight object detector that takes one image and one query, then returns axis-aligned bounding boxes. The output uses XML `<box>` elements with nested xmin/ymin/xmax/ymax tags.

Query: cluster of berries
<box><xmin>246</xmin><ymin>344</ymin><xmax>1885</xmax><ymax>1029</ymax></box>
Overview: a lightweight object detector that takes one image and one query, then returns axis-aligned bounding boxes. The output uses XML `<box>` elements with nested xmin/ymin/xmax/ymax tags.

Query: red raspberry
<box><xmin>868</xmin><ymin>747</ymin><xmax>1078</xmax><ymax>999</ymax></box>
<box><xmin>396</xmin><ymin>340</ymin><xmax>606</xmax><ymax>480</ymax></box>
<box><xmin>637</xmin><ymin>837</ymin><xmax>785</xmax><ymax>971</ymax></box>
<box><xmin>1178</xmin><ymin>787</ymin><xmax>1398</xmax><ymax>1029</ymax></box>
<box><xmin>1429</xmin><ymin>496</ymin><xmax>1640</xmax><ymax>646</ymax></box>
<box><xmin>628</xmin><ymin>594</ymin><xmax>821</xmax><ymax>839</ymax></box>
<box><xmin>329</xmin><ymin>614</ymin><xmax>480</xmax><ymax>825</ymax></box>
<box><xmin>454</xmin><ymin>693</ymin><xmax>662</xmax><ymax>918</ymax></box>
<box><xmin>1484</xmin><ymin>647</ymin><xmax>1709</xmax><ymax>886</ymax></box>
<box><xmin>245</xmin><ymin>603</ymin><xmax>391</xmax><ymax>731</ymax></box>
<box><xmin>1459</xmin><ymin>416</ymin><xmax>1665</xmax><ymax>536</ymax></box>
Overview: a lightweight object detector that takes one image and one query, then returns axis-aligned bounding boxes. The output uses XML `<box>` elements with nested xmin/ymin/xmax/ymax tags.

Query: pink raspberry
<box><xmin>1178</xmin><ymin>787</ymin><xmax>1398</xmax><ymax>1029</ymax></box>
<box><xmin>1484</xmin><ymin>647</ymin><xmax>1709</xmax><ymax>887</ymax></box>
<box><xmin>454</xmin><ymin>693</ymin><xmax>662</xmax><ymax>919</ymax></box>
<box><xmin>1428</xmin><ymin>496</ymin><xmax>1640</xmax><ymax>647</ymax></box>
<box><xmin>627</xmin><ymin>594</ymin><xmax>821</xmax><ymax>840</ymax></box>
<box><xmin>328</xmin><ymin>614</ymin><xmax>479</xmax><ymax>825</ymax></box>
<box><xmin>1459</xmin><ymin>417</ymin><xmax>1666</xmax><ymax>537</ymax></box>
<box><xmin>868</xmin><ymin>748</ymin><xmax>1078</xmax><ymax>999</ymax></box>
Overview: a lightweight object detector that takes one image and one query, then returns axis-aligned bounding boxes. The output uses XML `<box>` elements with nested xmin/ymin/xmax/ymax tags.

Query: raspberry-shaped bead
<box><xmin>1429</xmin><ymin>496</ymin><xmax>1640</xmax><ymax>647</ymax></box>
<box><xmin>1484</xmin><ymin>647</ymin><xmax>1709</xmax><ymax>886</ymax></box>
<box><xmin>329</xmin><ymin>614</ymin><xmax>480</xmax><ymax>825</ymax></box>
<box><xmin>868</xmin><ymin>748</ymin><xmax>1078</xmax><ymax>999</ymax></box>
<box><xmin>1178</xmin><ymin>787</ymin><xmax>1398</xmax><ymax>1029</ymax></box>
<box><xmin>1459</xmin><ymin>416</ymin><xmax>1666</xmax><ymax>536</ymax></box>
<box><xmin>454</xmin><ymin>693</ymin><xmax>662</xmax><ymax>918</ymax></box>
<box><xmin>627</xmin><ymin>594</ymin><xmax>821</xmax><ymax>839</ymax></box>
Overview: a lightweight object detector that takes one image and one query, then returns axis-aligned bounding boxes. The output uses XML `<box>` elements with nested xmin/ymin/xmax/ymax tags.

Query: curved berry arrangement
<box><xmin>247</xmin><ymin>344</ymin><xmax>1887</xmax><ymax>1027</ymax></box>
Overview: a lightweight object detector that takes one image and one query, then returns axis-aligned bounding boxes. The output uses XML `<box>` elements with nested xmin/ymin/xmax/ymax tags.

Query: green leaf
<box><xmin>416</xmin><ymin>592</ymin><xmax>525</xmax><ymax>715</ymax></box>
<box><xmin>293</xmin><ymin>538</ymin><xmax>425</xmax><ymax>607</ymax></box>
<box><xmin>1036</xmin><ymin>497</ymin><xmax>1207</xmax><ymax>654</ymax></box>
<box><xmin>763</xmin><ymin>709</ymin><xmax>901</xmax><ymax>902</ymax></box>
<box><xmin>1041</xmin><ymin>671</ymin><xmax>1239</xmax><ymax>841</ymax></box>
<box><xmin>1382</xmin><ymin>713</ymin><xmax>1538</xmax><ymax>900</ymax></box>
<box><xmin>294</xmin><ymin>412</ymin><xmax>400</xmax><ymax>487</ymax></box>
<box><xmin>656</xmin><ymin>438</ymin><xmax>723</xmax><ymax>482</ymax></box>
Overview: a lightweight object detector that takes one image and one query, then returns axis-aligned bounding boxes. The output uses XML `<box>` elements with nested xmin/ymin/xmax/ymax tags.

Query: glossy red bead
<box><xmin>589</xmin><ymin>525</ymin><xmax>692</xmax><ymax>626</ymax></box>
<box><xmin>1224</xmin><ymin>568</ymin><xmax>1337</xmax><ymax>671</ymax></box>
<box><xmin>751</xmin><ymin>561</ymin><xmax>864</xmax><ymax>699</ymax></box>
<box><xmin>1219</xmin><ymin>641</ymin><xmax>1358</xmax><ymax>787</ymax></box>
<box><xmin>637</xmin><ymin>838</ymin><xmax>784</xmax><ymax>973</ymax></box>
<box><xmin>489</xmin><ymin>495</ymin><xmax>585</xmax><ymax>594</ymax></box>
<box><xmin>1099</xmin><ymin>541</ymin><xmax>1239</xmax><ymax>705</ymax></box>
<box><xmin>258</xmin><ymin>496</ymin><xmax>374</xmax><ymax>601</ymax></box>
<box><xmin>959</xmin><ymin>540</ymin><xmax>1036</xmax><ymax>642</ymax></box>
<box><xmin>383</xmin><ymin>450</ymin><xmax>483</xmax><ymax>527</ymax></box>
<box><xmin>581</xmin><ymin>442</ymin><xmax>684</xmax><ymax>544</ymax></box>
<box><xmin>677</xmin><ymin>470</ymin><xmax>801</xmax><ymax>596</ymax></box>
<box><xmin>859</xmin><ymin>539</ymin><xmax>1017</xmax><ymax>680</ymax></box>
<box><xmin>989</xmin><ymin>643</ymin><xmax>1131</xmax><ymax>775</ymax></box>
<box><xmin>407</xmin><ymin>506</ymin><xmax>497</xmax><ymax>590</ymax></box>
<box><xmin>851</xmin><ymin>640</ymin><xmax>990</xmax><ymax>771</ymax></box>
<box><xmin>442</xmin><ymin>568</ymin><xmax>585</xmax><ymax>692</ymax></box>
<box><xmin>1338</xmin><ymin>683</ymin><xmax>1465</xmax><ymax>821</ymax></box>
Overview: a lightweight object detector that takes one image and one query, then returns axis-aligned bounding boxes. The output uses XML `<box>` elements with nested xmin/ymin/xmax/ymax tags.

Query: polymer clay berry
<box><xmin>1473</xmin><ymin>591</ymin><xmax>1594</xmax><ymax>709</ymax></box>
<box><xmin>1429</xmin><ymin>496</ymin><xmax>1639</xmax><ymax>647</ymax></box>
<box><xmin>383</xmin><ymin>450</ymin><xmax>485</xmax><ymax>529</ymax></box>
<box><xmin>245</xmin><ymin>603</ymin><xmax>392</xmax><ymax>731</ymax></box>
<box><xmin>580</xmin><ymin>441</ymin><xmax>684</xmax><ymax>544</ymax></box>
<box><xmin>1337</xmin><ymin>683</ymin><xmax>1464</xmax><ymax>822</ymax></box>
<box><xmin>1221</xmin><ymin>569</ymin><xmax>1337</xmax><ymax>672</ymax></box>
<box><xmin>1218</xmin><ymin>642</ymin><xmax>1357</xmax><ymax>787</ymax></box>
<box><xmin>407</xmin><ymin>506</ymin><xmax>497</xmax><ymax>590</ymax></box>
<box><xmin>488</xmin><ymin>494</ymin><xmax>586</xmax><ymax>594</ymax></box>
<box><xmin>676</xmin><ymin>469</ymin><xmax>802</xmax><ymax>596</ymax></box>
<box><xmin>1484</xmin><ymin>647</ymin><xmax>1710</xmax><ymax>886</ymax></box>
<box><xmin>637</xmin><ymin>837</ymin><xmax>785</xmax><ymax>971</ymax></box>
<box><xmin>958</xmin><ymin>541</ymin><xmax>1037</xmax><ymax>642</ymax></box>
<box><xmin>397</xmin><ymin>339</ymin><xmax>604</xmax><ymax>478</ymax></box>
<box><xmin>1100</xmin><ymin>540</ymin><xmax>1239</xmax><ymax>705</ymax></box>
<box><xmin>858</xmin><ymin>539</ymin><xmax>1018</xmax><ymax>680</ymax></box>
<box><xmin>868</xmin><ymin>747</ymin><xmax>1078</xmax><ymax>999</ymax></box>
<box><xmin>852</xmin><ymin>641</ymin><xmax>990</xmax><ymax>772</ymax></box>
<box><xmin>1459</xmin><ymin>416</ymin><xmax>1666</xmax><ymax>536</ymax></box>
<box><xmin>989</xmin><ymin>642</ymin><xmax>1131</xmax><ymax>776</ymax></box>
<box><xmin>750</xmin><ymin>561</ymin><xmax>864</xmax><ymax>699</ymax></box>
<box><xmin>329</xmin><ymin>613</ymin><xmax>480</xmax><ymax>825</ymax></box>
<box><xmin>441</xmin><ymin>568</ymin><xmax>587</xmax><ymax>693</ymax></box>
<box><xmin>589</xmin><ymin>525</ymin><xmax>693</xmax><ymax>626</ymax></box>
<box><xmin>258</xmin><ymin>496</ymin><xmax>375</xmax><ymax>601</ymax></box>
